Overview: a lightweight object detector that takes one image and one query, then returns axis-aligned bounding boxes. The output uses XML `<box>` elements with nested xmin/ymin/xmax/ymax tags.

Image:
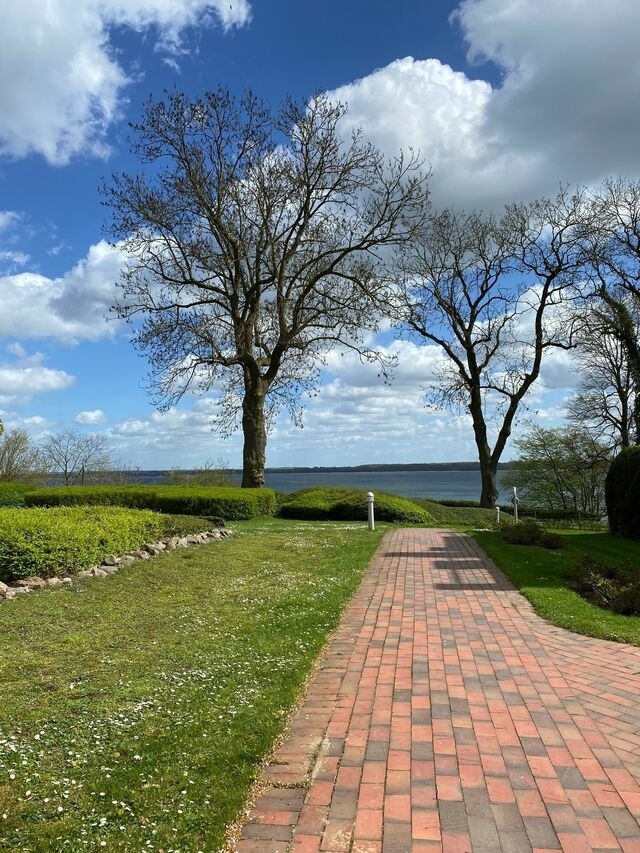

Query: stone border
<box><xmin>0</xmin><ymin>527</ymin><xmax>232</xmax><ymax>602</ymax></box>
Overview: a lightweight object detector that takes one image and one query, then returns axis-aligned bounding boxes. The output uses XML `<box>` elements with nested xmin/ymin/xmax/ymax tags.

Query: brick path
<box><xmin>234</xmin><ymin>528</ymin><xmax>640</xmax><ymax>852</ymax></box>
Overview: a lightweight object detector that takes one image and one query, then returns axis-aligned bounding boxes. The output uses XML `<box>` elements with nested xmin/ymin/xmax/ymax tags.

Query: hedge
<box><xmin>278</xmin><ymin>487</ymin><xmax>433</xmax><ymax>524</ymax></box>
<box><xmin>0</xmin><ymin>483</ymin><xmax>34</xmax><ymax>507</ymax></box>
<box><xmin>0</xmin><ymin>506</ymin><xmax>168</xmax><ymax>583</ymax></box>
<box><xmin>23</xmin><ymin>485</ymin><xmax>276</xmax><ymax>520</ymax></box>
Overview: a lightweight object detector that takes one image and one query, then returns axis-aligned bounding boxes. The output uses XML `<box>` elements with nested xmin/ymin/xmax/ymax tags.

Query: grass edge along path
<box><xmin>473</xmin><ymin>528</ymin><xmax>640</xmax><ymax>646</ymax></box>
<box><xmin>0</xmin><ymin>518</ymin><xmax>385</xmax><ymax>852</ymax></box>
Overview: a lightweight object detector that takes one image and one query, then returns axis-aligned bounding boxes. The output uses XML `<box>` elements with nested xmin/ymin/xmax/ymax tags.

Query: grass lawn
<box><xmin>474</xmin><ymin>528</ymin><xmax>640</xmax><ymax>645</ymax></box>
<box><xmin>0</xmin><ymin>518</ymin><xmax>385</xmax><ymax>852</ymax></box>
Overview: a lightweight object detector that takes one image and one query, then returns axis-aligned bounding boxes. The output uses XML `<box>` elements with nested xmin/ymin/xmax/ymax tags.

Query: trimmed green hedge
<box><xmin>0</xmin><ymin>506</ymin><xmax>168</xmax><ymax>582</ymax></box>
<box><xmin>278</xmin><ymin>487</ymin><xmax>433</xmax><ymax>524</ymax></box>
<box><xmin>23</xmin><ymin>485</ymin><xmax>276</xmax><ymax>520</ymax></box>
<box><xmin>0</xmin><ymin>483</ymin><xmax>33</xmax><ymax>507</ymax></box>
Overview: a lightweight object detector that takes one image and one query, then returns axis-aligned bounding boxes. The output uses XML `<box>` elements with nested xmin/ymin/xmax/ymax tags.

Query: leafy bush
<box><xmin>0</xmin><ymin>483</ymin><xmax>33</xmax><ymax>507</ymax></box>
<box><xmin>23</xmin><ymin>485</ymin><xmax>275</xmax><ymax>519</ymax></box>
<box><xmin>278</xmin><ymin>487</ymin><xmax>432</xmax><ymax>524</ymax></box>
<box><xmin>569</xmin><ymin>555</ymin><xmax>640</xmax><ymax>615</ymax></box>
<box><xmin>500</xmin><ymin>518</ymin><xmax>563</xmax><ymax>550</ymax></box>
<box><xmin>606</xmin><ymin>447</ymin><xmax>640</xmax><ymax>539</ymax></box>
<box><xmin>0</xmin><ymin>506</ymin><xmax>168</xmax><ymax>583</ymax></box>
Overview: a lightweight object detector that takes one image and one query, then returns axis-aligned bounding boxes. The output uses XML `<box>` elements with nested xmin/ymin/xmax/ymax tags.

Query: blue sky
<box><xmin>1</xmin><ymin>0</ymin><xmax>639</xmax><ymax>469</ymax></box>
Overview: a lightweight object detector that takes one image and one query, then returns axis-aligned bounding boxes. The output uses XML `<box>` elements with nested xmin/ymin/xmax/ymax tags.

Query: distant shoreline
<box><xmin>261</xmin><ymin>462</ymin><xmax>512</xmax><ymax>473</ymax></box>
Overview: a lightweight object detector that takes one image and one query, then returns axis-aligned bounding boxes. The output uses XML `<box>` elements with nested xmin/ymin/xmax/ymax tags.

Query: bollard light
<box><xmin>496</xmin><ymin>506</ymin><xmax>500</xmax><ymax>524</ymax></box>
<box><xmin>367</xmin><ymin>491</ymin><xmax>375</xmax><ymax>531</ymax></box>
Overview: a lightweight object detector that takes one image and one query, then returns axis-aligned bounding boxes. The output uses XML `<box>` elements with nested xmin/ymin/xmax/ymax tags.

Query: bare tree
<box><xmin>392</xmin><ymin>190</ymin><xmax>586</xmax><ymax>508</ymax></box>
<box><xmin>580</xmin><ymin>177</ymin><xmax>640</xmax><ymax>437</ymax></box>
<box><xmin>0</xmin><ymin>429</ymin><xmax>46</xmax><ymax>485</ymax></box>
<box><xmin>103</xmin><ymin>89</ymin><xmax>429</xmax><ymax>488</ymax></box>
<box><xmin>565</xmin><ymin>299</ymin><xmax>638</xmax><ymax>449</ymax></box>
<box><xmin>40</xmin><ymin>429</ymin><xmax>111</xmax><ymax>486</ymax></box>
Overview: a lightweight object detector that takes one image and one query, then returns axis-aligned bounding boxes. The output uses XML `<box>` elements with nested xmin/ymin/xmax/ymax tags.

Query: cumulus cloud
<box><xmin>75</xmin><ymin>409</ymin><xmax>106</xmax><ymax>424</ymax></box>
<box><xmin>0</xmin><ymin>348</ymin><xmax>75</xmax><ymax>404</ymax></box>
<box><xmin>0</xmin><ymin>1</ymin><xmax>251</xmax><ymax>165</ymax></box>
<box><xmin>0</xmin><ymin>240</ymin><xmax>123</xmax><ymax>342</ymax></box>
<box><xmin>330</xmin><ymin>0</ymin><xmax>640</xmax><ymax>208</ymax></box>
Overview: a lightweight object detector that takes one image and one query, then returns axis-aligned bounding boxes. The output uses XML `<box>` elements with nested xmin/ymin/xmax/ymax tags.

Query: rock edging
<box><xmin>0</xmin><ymin>527</ymin><xmax>233</xmax><ymax>602</ymax></box>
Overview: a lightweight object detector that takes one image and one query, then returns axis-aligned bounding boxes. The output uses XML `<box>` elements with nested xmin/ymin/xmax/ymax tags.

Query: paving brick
<box><xmin>235</xmin><ymin>529</ymin><xmax>640</xmax><ymax>852</ymax></box>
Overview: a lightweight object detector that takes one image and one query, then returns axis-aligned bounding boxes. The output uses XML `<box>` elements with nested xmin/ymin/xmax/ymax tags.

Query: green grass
<box><xmin>474</xmin><ymin>529</ymin><xmax>640</xmax><ymax>645</ymax></box>
<box><xmin>0</xmin><ymin>518</ymin><xmax>384</xmax><ymax>852</ymax></box>
<box><xmin>413</xmin><ymin>498</ymin><xmax>496</xmax><ymax>528</ymax></box>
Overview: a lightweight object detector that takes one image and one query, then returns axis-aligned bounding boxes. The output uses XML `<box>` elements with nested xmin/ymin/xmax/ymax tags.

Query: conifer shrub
<box><xmin>278</xmin><ymin>487</ymin><xmax>432</xmax><ymax>524</ymax></box>
<box><xmin>605</xmin><ymin>447</ymin><xmax>640</xmax><ymax>539</ymax></box>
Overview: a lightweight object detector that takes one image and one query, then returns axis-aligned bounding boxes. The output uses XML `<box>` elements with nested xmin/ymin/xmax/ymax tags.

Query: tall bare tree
<box><xmin>566</xmin><ymin>299</ymin><xmax>638</xmax><ymax>449</ymax></box>
<box><xmin>40</xmin><ymin>429</ymin><xmax>111</xmax><ymax>486</ymax></box>
<box><xmin>580</xmin><ymin>178</ymin><xmax>640</xmax><ymax>438</ymax></box>
<box><xmin>103</xmin><ymin>90</ymin><xmax>429</xmax><ymax>487</ymax></box>
<box><xmin>392</xmin><ymin>190</ymin><xmax>586</xmax><ymax>507</ymax></box>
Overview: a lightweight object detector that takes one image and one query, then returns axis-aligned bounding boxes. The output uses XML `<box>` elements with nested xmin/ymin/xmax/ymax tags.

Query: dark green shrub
<box><xmin>500</xmin><ymin>518</ymin><xmax>563</xmax><ymax>549</ymax></box>
<box><xmin>606</xmin><ymin>447</ymin><xmax>640</xmax><ymax>539</ymax></box>
<box><xmin>24</xmin><ymin>485</ymin><xmax>275</xmax><ymax>519</ymax></box>
<box><xmin>570</xmin><ymin>555</ymin><xmax>640</xmax><ymax>615</ymax></box>
<box><xmin>0</xmin><ymin>483</ymin><xmax>33</xmax><ymax>507</ymax></box>
<box><xmin>278</xmin><ymin>487</ymin><xmax>432</xmax><ymax>524</ymax></box>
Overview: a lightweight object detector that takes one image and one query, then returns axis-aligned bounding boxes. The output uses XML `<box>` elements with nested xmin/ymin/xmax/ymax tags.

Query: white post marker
<box><xmin>513</xmin><ymin>486</ymin><xmax>519</xmax><ymax>524</ymax></box>
<box><xmin>367</xmin><ymin>491</ymin><xmax>375</xmax><ymax>531</ymax></box>
<box><xmin>496</xmin><ymin>506</ymin><xmax>500</xmax><ymax>525</ymax></box>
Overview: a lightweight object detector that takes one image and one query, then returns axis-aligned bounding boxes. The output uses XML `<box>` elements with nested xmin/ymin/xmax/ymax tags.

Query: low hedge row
<box><xmin>23</xmin><ymin>485</ymin><xmax>276</xmax><ymax>519</ymax></box>
<box><xmin>0</xmin><ymin>506</ymin><xmax>168</xmax><ymax>582</ymax></box>
<box><xmin>0</xmin><ymin>483</ymin><xmax>34</xmax><ymax>507</ymax></box>
<box><xmin>278</xmin><ymin>487</ymin><xmax>433</xmax><ymax>524</ymax></box>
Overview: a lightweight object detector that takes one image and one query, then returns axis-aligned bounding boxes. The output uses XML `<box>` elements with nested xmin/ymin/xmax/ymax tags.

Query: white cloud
<box><xmin>0</xmin><ymin>1</ymin><xmax>251</xmax><ymax>165</ymax></box>
<box><xmin>0</xmin><ymin>362</ymin><xmax>74</xmax><ymax>403</ymax></box>
<box><xmin>330</xmin><ymin>0</ymin><xmax>640</xmax><ymax>208</ymax></box>
<box><xmin>0</xmin><ymin>211</ymin><xmax>21</xmax><ymax>233</ymax></box>
<box><xmin>75</xmin><ymin>409</ymin><xmax>106</xmax><ymax>424</ymax></box>
<box><xmin>0</xmin><ymin>240</ymin><xmax>123</xmax><ymax>342</ymax></box>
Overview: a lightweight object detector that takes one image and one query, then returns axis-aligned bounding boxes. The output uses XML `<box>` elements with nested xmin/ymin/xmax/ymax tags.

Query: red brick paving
<box><xmin>235</xmin><ymin>529</ymin><xmax>640</xmax><ymax>852</ymax></box>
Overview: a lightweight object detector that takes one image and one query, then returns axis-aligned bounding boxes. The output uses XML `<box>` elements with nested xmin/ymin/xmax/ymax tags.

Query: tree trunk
<box><xmin>241</xmin><ymin>375</ymin><xmax>268</xmax><ymax>488</ymax></box>
<box><xmin>479</xmin><ymin>463</ymin><xmax>498</xmax><ymax>509</ymax></box>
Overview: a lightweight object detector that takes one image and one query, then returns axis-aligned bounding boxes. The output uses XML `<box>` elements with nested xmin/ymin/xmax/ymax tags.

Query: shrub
<box><xmin>0</xmin><ymin>482</ymin><xmax>33</xmax><ymax>507</ymax></box>
<box><xmin>278</xmin><ymin>487</ymin><xmax>433</xmax><ymax>524</ymax></box>
<box><xmin>569</xmin><ymin>555</ymin><xmax>640</xmax><ymax>615</ymax></box>
<box><xmin>500</xmin><ymin>518</ymin><xmax>563</xmax><ymax>550</ymax></box>
<box><xmin>606</xmin><ymin>447</ymin><xmax>640</xmax><ymax>539</ymax></box>
<box><xmin>0</xmin><ymin>506</ymin><xmax>167</xmax><ymax>583</ymax></box>
<box><xmin>24</xmin><ymin>485</ymin><xmax>275</xmax><ymax>519</ymax></box>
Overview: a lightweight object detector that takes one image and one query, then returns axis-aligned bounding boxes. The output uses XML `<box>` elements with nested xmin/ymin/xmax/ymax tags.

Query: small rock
<box><xmin>77</xmin><ymin>570</ymin><xmax>93</xmax><ymax>579</ymax></box>
<box><xmin>46</xmin><ymin>578</ymin><xmax>64</xmax><ymax>588</ymax></box>
<box><xmin>2</xmin><ymin>589</ymin><xmax>15</xmax><ymax>600</ymax></box>
<box><xmin>16</xmin><ymin>576</ymin><xmax>47</xmax><ymax>590</ymax></box>
<box><xmin>119</xmin><ymin>555</ymin><xmax>136</xmax><ymax>565</ymax></box>
<box><xmin>100</xmin><ymin>566</ymin><xmax>118</xmax><ymax>575</ymax></box>
<box><xmin>176</xmin><ymin>537</ymin><xmax>190</xmax><ymax>547</ymax></box>
<box><xmin>154</xmin><ymin>541</ymin><xmax>166</xmax><ymax>551</ymax></box>
<box><xmin>12</xmin><ymin>586</ymin><xmax>32</xmax><ymax>594</ymax></box>
<box><xmin>186</xmin><ymin>534</ymin><xmax>202</xmax><ymax>545</ymax></box>
<box><xmin>164</xmin><ymin>538</ymin><xmax>178</xmax><ymax>551</ymax></box>
<box><xmin>62</xmin><ymin>577</ymin><xmax>73</xmax><ymax>585</ymax></box>
<box><xmin>128</xmin><ymin>550</ymin><xmax>150</xmax><ymax>559</ymax></box>
<box><xmin>102</xmin><ymin>555</ymin><xmax>120</xmax><ymax>566</ymax></box>
<box><xmin>0</xmin><ymin>580</ymin><xmax>10</xmax><ymax>595</ymax></box>
<box><xmin>92</xmin><ymin>568</ymin><xmax>108</xmax><ymax>577</ymax></box>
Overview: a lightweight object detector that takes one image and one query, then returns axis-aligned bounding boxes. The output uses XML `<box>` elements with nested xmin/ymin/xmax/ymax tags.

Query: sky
<box><xmin>0</xmin><ymin>0</ymin><xmax>639</xmax><ymax>470</ymax></box>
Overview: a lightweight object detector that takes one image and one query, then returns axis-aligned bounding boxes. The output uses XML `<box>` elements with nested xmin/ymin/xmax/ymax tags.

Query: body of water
<box><xmin>263</xmin><ymin>469</ymin><xmax>510</xmax><ymax>501</ymax></box>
